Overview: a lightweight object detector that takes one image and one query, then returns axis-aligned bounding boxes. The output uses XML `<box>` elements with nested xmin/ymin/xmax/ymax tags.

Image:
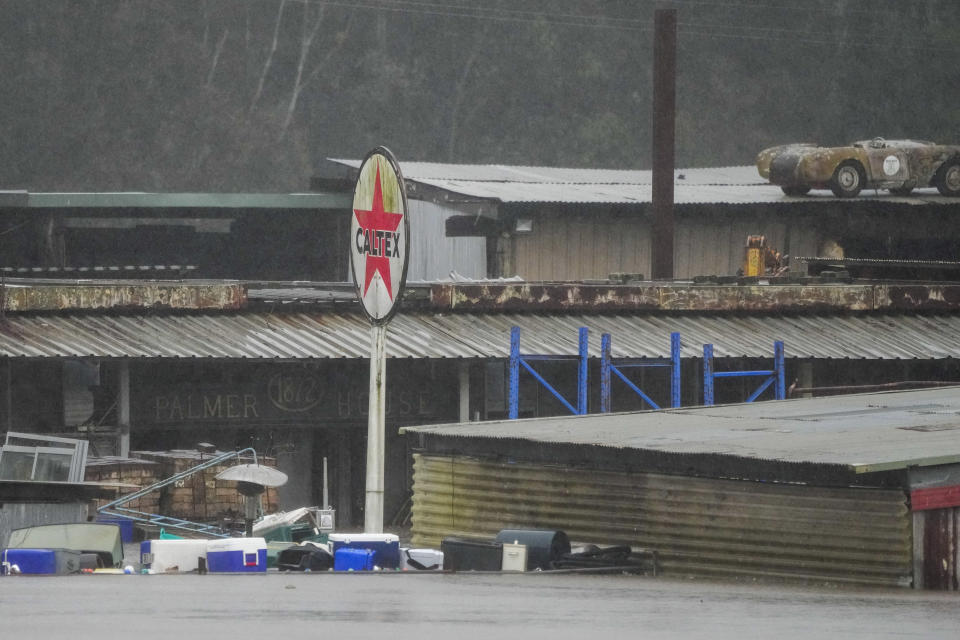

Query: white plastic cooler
<box><xmin>140</xmin><ymin>539</ymin><xmax>209</xmax><ymax>573</ymax></box>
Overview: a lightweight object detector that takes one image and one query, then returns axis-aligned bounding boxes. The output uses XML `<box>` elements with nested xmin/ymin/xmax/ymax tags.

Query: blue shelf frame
<box><xmin>600</xmin><ymin>332</ymin><xmax>681</xmax><ymax>411</ymax></box>
<box><xmin>703</xmin><ymin>340</ymin><xmax>785</xmax><ymax>405</ymax></box>
<box><xmin>509</xmin><ymin>326</ymin><xmax>588</xmax><ymax>419</ymax></box>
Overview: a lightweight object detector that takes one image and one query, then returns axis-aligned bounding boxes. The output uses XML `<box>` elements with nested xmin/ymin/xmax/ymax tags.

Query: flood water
<box><xmin>1</xmin><ymin>572</ymin><xmax>957</xmax><ymax>639</ymax></box>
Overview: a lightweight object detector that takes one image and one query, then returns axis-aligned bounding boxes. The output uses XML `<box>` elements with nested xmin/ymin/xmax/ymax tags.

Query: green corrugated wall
<box><xmin>411</xmin><ymin>453</ymin><xmax>912</xmax><ymax>586</ymax></box>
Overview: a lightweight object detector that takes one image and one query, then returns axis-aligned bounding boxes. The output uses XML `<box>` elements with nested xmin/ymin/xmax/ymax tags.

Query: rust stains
<box><xmin>1</xmin><ymin>282</ymin><xmax>246</xmax><ymax>312</ymax></box>
<box><xmin>885</xmin><ymin>285</ymin><xmax>960</xmax><ymax>310</ymax></box>
<box><xmin>431</xmin><ymin>283</ymin><xmax>960</xmax><ymax>313</ymax></box>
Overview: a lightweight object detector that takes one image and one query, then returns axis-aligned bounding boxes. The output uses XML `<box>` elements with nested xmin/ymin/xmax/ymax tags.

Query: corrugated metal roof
<box><xmin>329</xmin><ymin>159</ymin><xmax>956</xmax><ymax>205</ymax></box>
<box><xmin>414</xmin><ymin>179</ymin><xmax>951</xmax><ymax>205</ymax></box>
<box><xmin>5</xmin><ymin>192</ymin><xmax>350</xmax><ymax>209</ymax></box>
<box><xmin>0</xmin><ymin>310</ymin><xmax>959</xmax><ymax>360</ymax></box>
<box><xmin>415</xmin><ymin>180</ymin><xmax>781</xmax><ymax>204</ymax></box>
<box><xmin>420</xmin><ymin>311</ymin><xmax>960</xmax><ymax>359</ymax></box>
<box><xmin>329</xmin><ymin>159</ymin><xmax>762</xmax><ymax>185</ymax></box>
<box><xmin>402</xmin><ymin>386</ymin><xmax>960</xmax><ymax>473</ymax></box>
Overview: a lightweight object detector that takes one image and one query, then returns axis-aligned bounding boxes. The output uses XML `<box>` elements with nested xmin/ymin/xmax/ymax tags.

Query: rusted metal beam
<box><xmin>430</xmin><ymin>282</ymin><xmax>960</xmax><ymax>313</ymax></box>
<box><xmin>0</xmin><ymin>282</ymin><xmax>246</xmax><ymax>312</ymax></box>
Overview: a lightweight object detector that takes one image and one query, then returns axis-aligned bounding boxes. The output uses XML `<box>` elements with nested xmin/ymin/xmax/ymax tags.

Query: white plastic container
<box><xmin>501</xmin><ymin>543</ymin><xmax>528</xmax><ymax>572</ymax></box>
<box><xmin>328</xmin><ymin>533</ymin><xmax>400</xmax><ymax>569</ymax></box>
<box><xmin>399</xmin><ymin>547</ymin><xmax>444</xmax><ymax>571</ymax></box>
<box><xmin>205</xmin><ymin>537</ymin><xmax>267</xmax><ymax>573</ymax></box>
<box><xmin>140</xmin><ymin>539</ymin><xmax>209</xmax><ymax>573</ymax></box>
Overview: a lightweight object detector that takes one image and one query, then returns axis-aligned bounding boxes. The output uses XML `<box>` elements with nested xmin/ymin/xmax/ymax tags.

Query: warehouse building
<box><xmin>402</xmin><ymin>386</ymin><xmax>960</xmax><ymax>589</ymax></box>
<box><xmin>319</xmin><ymin>160</ymin><xmax>960</xmax><ymax>280</ymax></box>
<box><xmin>3</xmin><ymin>278</ymin><xmax>960</xmax><ymax>530</ymax></box>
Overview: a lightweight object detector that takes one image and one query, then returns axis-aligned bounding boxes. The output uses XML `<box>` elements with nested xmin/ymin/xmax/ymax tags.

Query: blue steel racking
<box><xmin>702</xmin><ymin>340</ymin><xmax>785</xmax><ymax>405</ymax></box>
<box><xmin>508</xmin><ymin>326</ymin><xmax>588</xmax><ymax>419</ymax></box>
<box><xmin>600</xmin><ymin>332</ymin><xmax>681</xmax><ymax>411</ymax></box>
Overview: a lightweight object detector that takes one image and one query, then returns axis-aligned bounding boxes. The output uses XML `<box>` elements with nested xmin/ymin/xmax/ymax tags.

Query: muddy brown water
<box><xmin>1</xmin><ymin>572</ymin><xmax>957</xmax><ymax>639</ymax></box>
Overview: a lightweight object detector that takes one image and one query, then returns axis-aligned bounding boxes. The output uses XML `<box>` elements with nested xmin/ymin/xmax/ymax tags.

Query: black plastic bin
<box><xmin>276</xmin><ymin>544</ymin><xmax>333</xmax><ymax>572</ymax></box>
<box><xmin>495</xmin><ymin>529</ymin><xmax>570</xmax><ymax>570</ymax></box>
<box><xmin>441</xmin><ymin>537</ymin><xmax>503</xmax><ymax>571</ymax></box>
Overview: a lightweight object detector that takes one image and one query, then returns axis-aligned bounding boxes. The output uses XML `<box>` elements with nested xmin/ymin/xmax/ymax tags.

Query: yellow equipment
<box><xmin>743</xmin><ymin>235</ymin><xmax>786</xmax><ymax>277</ymax></box>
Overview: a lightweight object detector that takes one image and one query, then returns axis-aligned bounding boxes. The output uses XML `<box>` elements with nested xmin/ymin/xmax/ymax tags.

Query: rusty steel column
<box><xmin>651</xmin><ymin>8</ymin><xmax>677</xmax><ymax>280</ymax></box>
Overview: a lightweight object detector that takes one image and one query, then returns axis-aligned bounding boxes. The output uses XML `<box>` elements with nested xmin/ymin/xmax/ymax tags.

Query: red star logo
<box><xmin>353</xmin><ymin>163</ymin><xmax>404</xmax><ymax>299</ymax></box>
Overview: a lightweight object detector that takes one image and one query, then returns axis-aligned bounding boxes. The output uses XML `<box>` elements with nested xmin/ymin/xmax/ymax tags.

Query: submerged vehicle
<box><xmin>756</xmin><ymin>138</ymin><xmax>960</xmax><ymax>198</ymax></box>
<box><xmin>3</xmin><ymin>523</ymin><xmax>124</xmax><ymax>574</ymax></box>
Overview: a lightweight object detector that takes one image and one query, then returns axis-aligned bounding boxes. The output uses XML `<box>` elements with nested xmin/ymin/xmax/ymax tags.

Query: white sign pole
<box><xmin>364</xmin><ymin>322</ymin><xmax>387</xmax><ymax>533</ymax></box>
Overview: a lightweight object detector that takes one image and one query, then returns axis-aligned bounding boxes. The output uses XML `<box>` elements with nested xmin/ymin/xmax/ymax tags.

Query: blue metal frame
<box><xmin>600</xmin><ymin>332</ymin><xmax>681</xmax><ymax>412</ymax></box>
<box><xmin>703</xmin><ymin>340</ymin><xmax>785</xmax><ymax>405</ymax></box>
<box><xmin>509</xmin><ymin>326</ymin><xmax>589</xmax><ymax>419</ymax></box>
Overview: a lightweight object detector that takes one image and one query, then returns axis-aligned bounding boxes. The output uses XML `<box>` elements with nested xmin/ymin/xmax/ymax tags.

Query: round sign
<box><xmin>350</xmin><ymin>147</ymin><xmax>410</xmax><ymax>324</ymax></box>
<box><xmin>882</xmin><ymin>155</ymin><xmax>901</xmax><ymax>176</ymax></box>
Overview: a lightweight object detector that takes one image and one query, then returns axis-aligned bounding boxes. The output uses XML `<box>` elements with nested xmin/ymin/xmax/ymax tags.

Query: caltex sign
<box><xmin>350</xmin><ymin>147</ymin><xmax>410</xmax><ymax>323</ymax></box>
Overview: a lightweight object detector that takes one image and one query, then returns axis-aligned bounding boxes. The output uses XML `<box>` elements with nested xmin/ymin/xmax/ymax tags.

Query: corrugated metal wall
<box><xmin>407</xmin><ymin>200</ymin><xmax>486</xmax><ymax>281</ymax></box>
<box><xmin>0</xmin><ymin>502</ymin><xmax>88</xmax><ymax>548</ymax></box>
<box><xmin>512</xmin><ymin>216</ymin><xmax>650</xmax><ymax>280</ymax></box>
<box><xmin>411</xmin><ymin>454</ymin><xmax>912</xmax><ymax>586</ymax></box>
<box><xmin>510</xmin><ymin>213</ymin><xmax>820</xmax><ymax>280</ymax></box>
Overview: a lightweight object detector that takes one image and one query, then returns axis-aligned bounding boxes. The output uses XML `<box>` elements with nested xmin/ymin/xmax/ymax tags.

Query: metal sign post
<box><xmin>350</xmin><ymin>147</ymin><xmax>410</xmax><ymax>533</ymax></box>
<box><xmin>365</xmin><ymin>323</ymin><xmax>387</xmax><ymax>532</ymax></box>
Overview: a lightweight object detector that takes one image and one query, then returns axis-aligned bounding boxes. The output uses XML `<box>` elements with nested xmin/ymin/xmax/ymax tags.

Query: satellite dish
<box><xmin>215</xmin><ymin>464</ymin><xmax>288</xmax><ymax>488</ymax></box>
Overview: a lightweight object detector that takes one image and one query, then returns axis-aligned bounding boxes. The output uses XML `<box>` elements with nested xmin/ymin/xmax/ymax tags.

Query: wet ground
<box><xmin>0</xmin><ymin>571</ymin><xmax>957</xmax><ymax>639</ymax></box>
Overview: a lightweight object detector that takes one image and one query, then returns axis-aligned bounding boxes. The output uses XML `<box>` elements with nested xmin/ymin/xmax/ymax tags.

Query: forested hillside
<box><xmin>1</xmin><ymin>0</ymin><xmax>958</xmax><ymax>191</ymax></box>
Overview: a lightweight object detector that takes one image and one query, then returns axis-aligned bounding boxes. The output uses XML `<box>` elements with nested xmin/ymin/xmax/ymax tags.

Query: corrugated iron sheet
<box><xmin>407</xmin><ymin>200</ymin><xmax>485</xmax><ymax>281</ymax></box>
<box><xmin>410</xmin><ymin>454</ymin><xmax>912</xmax><ymax>586</ymax></box>
<box><xmin>414</xmin><ymin>180</ymin><xmax>954</xmax><ymax>205</ymax></box>
<box><xmin>420</xmin><ymin>311</ymin><xmax>960</xmax><ymax>359</ymax></box>
<box><xmin>0</xmin><ymin>310</ymin><xmax>960</xmax><ymax>360</ymax></box>
<box><xmin>507</xmin><ymin>215</ymin><xmax>814</xmax><ymax>280</ymax></box>
<box><xmin>329</xmin><ymin>159</ymin><xmax>956</xmax><ymax>205</ymax></box>
<box><xmin>330</xmin><ymin>159</ymin><xmax>763</xmax><ymax>185</ymax></box>
<box><xmin>403</xmin><ymin>387</ymin><xmax>960</xmax><ymax>475</ymax></box>
<box><xmin>0</xmin><ymin>502</ymin><xmax>88</xmax><ymax>549</ymax></box>
<box><xmin>913</xmin><ymin>486</ymin><xmax>960</xmax><ymax>511</ymax></box>
<box><xmin>24</xmin><ymin>192</ymin><xmax>349</xmax><ymax>209</ymax></box>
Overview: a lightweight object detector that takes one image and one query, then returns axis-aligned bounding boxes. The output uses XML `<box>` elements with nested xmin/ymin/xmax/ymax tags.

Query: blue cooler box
<box><xmin>2</xmin><ymin>548</ymin><xmax>82</xmax><ymax>575</ymax></box>
<box><xmin>334</xmin><ymin>547</ymin><xmax>376</xmax><ymax>571</ymax></box>
<box><xmin>205</xmin><ymin>538</ymin><xmax>267</xmax><ymax>573</ymax></box>
<box><xmin>328</xmin><ymin>533</ymin><xmax>400</xmax><ymax>569</ymax></box>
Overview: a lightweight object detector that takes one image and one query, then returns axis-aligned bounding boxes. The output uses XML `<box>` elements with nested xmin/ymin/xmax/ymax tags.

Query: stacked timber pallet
<box><xmin>86</xmin><ymin>450</ymin><xmax>280</xmax><ymax>523</ymax></box>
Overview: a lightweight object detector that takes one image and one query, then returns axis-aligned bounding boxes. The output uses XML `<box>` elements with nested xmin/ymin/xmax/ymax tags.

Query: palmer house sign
<box><xmin>136</xmin><ymin>370</ymin><xmax>452</xmax><ymax>427</ymax></box>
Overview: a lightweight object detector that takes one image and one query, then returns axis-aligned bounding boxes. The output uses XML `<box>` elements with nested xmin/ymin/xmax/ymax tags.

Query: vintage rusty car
<box><xmin>756</xmin><ymin>138</ymin><xmax>960</xmax><ymax>198</ymax></box>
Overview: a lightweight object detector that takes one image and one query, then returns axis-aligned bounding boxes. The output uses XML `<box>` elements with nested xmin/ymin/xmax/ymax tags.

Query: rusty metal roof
<box><xmin>402</xmin><ymin>386</ymin><xmax>960</xmax><ymax>474</ymax></box>
<box><xmin>0</xmin><ymin>310</ymin><xmax>958</xmax><ymax>360</ymax></box>
<box><xmin>328</xmin><ymin>159</ymin><xmax>957</xmax><ymax>205</ymax></box>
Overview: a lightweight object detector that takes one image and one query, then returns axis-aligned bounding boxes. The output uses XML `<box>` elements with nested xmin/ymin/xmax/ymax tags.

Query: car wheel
<box><xmin>830</xmin><ymin>160</ymin><xmax>865</xmax><ymax>198</ymax></box>
<box><xmin>781</xmin><ymin>185</ymin><xmax>810</xmax><ymax>196</ymax></box>
<box><xmin>889</xmin><ymin>186</ymin><xmax>913</xmax><ymax>196</ymax></box>
<box><xmin>935</xmin><ymin>158</ymin><xmax>960</xmax><ymax>197</ymax></box>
